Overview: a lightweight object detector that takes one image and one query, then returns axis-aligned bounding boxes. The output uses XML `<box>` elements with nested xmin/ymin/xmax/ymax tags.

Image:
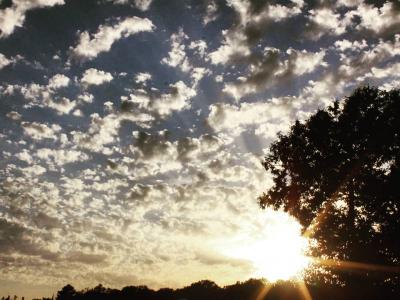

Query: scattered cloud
<box><xmin>1</xmin><ymin>0</ymin><xmax>400</xmax><ymax>297</ymax></box>
<box><xmin>151</xmin><ymin>81</ymin><xmax>197</xmax><ymax>117</ymax></box>
<box><xmin>48</xmin><ymin>74</ymin><xmax>70</xmax><ymax>90</ymax></box>
<box><xmin>0</xmin><ymin>0</ymin><xmax>65</xmax><ymax>38</ymax></box>
<box><xmin>71</xmin><ymin>16</ymin><xmax>155</xmax><ymax>60</ymax></box>
<box><xmin>135</xmin><ymin>72</ymin><xmax>152</xmax><ymax>85</ymax></box>
<box><xmin>222</xmin><ymin>47</ymin><xmax>327</xmax><ymax>100</ymax></box>
<box><xmin>81</xmin><ymin>68</ymin><xmax>113</xmax><ymax>86</ymax></box>
<box><xmin>21</xmin><ymin>121</ymin><xmax>62</xmax><ymax>140</ymax></box>
<box><xmin>112</xmin><ymin>0</ymin><xmax>153</xmax><ymax>11</ymax></box>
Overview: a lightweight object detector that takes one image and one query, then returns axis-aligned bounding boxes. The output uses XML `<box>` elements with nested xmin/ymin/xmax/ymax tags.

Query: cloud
<box><xmin>306</xmin><ymin>7</ymin><xmax>354</xmax><ymax>39</ymax></box>
<box><xmin>1</xmin><ymin>0</ymin><xmax>400</xmax><ymax>295</ymax></box>
<box><xmin>0</xmin><ymin>0</ymin><xmax>65</xmax><ymax>38</ymax></box>
<box><xmin>112</xmin><ymin>0</ymin><xmax>153</xmax><ymax>11</ymax></box>
<box><xmin>151</xmin><ymin>81</ymin><xmax>196</xmax><ymax>117</ymax></box>
<box><xmin>135</xmin><ymin>72</ymin><xmax>152</xmax><ymax>85</ymax></box>
<box><xmin>161</xmin><ymin>29</ymin><xmax>211</xmax><ymax>85</ymax></box>
<box><xmin>6</xmin><ymin>111</ymin><xmax>22</xmax><ymax>121</ymax></box>
<box><xmin>222</xmin><ymin>47</ymin><xmax>327</xmax><ymax>100</ymax></box>
<box><xmin>71</xmin><ymin>16</ymin><xmax>154</xmax><ymax>60</ymax></box>
<box><xmin>35</xmin><ymin>148</ymin><xmax>90</xmax><ymax>167</ymax></box>
<box><xmin>161</xmin><ymin>29</ymin><xmax>191</xmax><ymax>72</ymax></box>
<box><xmin>333</xmin><ymin>34</ymin><xmax>400</xmax><ymax>87</ymax></box>
<box><xmin>208</xmin><ymin>0</ymin><xmax>304</xmax><ymax>65</ymax></box>
<box><xmin>134</xmin><ymin>0</ymin><xmax>153</xmax><ymax>11</ymax></box>
<box><xmin>203</xmin><ymin>0</ymin><xmax>218</xmax><ymax>25</ymax></box>
<box><xmin>48</xmin><ymin>74</ymin><xmax>70</xmax><ymax>90</ymax></box>
<box><xmin>67</xmin><ymin>251</ymin><xmax>107</xmax><ymax>265</ymax></box>
<box><xmin>46</xmin><ymin>97</ymin><xmax>77</xmax><ymax>115</ymax></box>
<box><xmin>189</xmin><ymin>40</ymin><xmax>208</xmax><ymax>58</ymax></box>
<box><xmin>355</xmin><ymin>2</ymin><xmax>400</xmax><ymax>35</ymax></box>
<box><xmin>334</xmin><ymin>39</ymin><xmax>368</xmax><ymax>52</ymax></box>
<box><xmin>207</xmin><ymin>99</ymin><xmax>294</xmax><ymax>138</ymax></box>
<box><xmin>21</xmin><ymin>121</ymin><xmax>61</xmax><ymax>141</ymax></box>
<box><xmin>0</xmin><ymin>53</ymin><xmax>11</xmax><ymax>69</ymax></box>
<box><xmin>72</xmin><ymin>111</ymin><xmax>153</xmax><ymax>154</ymax></box>
<box><xmin>81</xmin><ymin>68</ymin><xmax>113</xmax><ymax>86</ymax></box>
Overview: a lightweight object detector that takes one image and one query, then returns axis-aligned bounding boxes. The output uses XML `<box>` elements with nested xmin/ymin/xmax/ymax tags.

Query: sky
<box><xmin>0</xmin><ymin>0</ymin><xmax>400</xmax><ymax>298</ymax></box>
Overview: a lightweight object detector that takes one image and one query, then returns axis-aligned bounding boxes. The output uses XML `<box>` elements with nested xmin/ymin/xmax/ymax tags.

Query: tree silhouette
<box><xmin>56</xmin><ymin>285</ymin><xmax>76</xmax><ymax>300</ymax></box>
<box><xmin>258</xmin><ymin>86</ymin><xmax>400</xmax><ymax>290</ymax></box>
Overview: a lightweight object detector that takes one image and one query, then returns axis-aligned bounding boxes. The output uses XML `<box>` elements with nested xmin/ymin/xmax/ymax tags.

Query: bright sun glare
<box><xmin>249</xmin><ymin>229</ymin><xmax>311</xmax><ymax>282</ymax></box>
<box><xmin>223</xmin><ymin>214</ymin><xmax>312</xmax><ymax>282</ymax></box>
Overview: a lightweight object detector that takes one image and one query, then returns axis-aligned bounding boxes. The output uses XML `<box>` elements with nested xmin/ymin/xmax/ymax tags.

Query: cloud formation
<box><xmin>0</xmin><ymin>0</ymin><xmax>399</xmax><ymax>298</ymax></box>
<box><xmin>0</xmin><ymin>0</ymin><xmax>65</xmax><ymax>38</ymax></box>
<box><xmin>71</xmin><ymin>16</ymin><xmax>154</xmax><ymax>60</ymax></box>
<box><xmin>81</xmin><ymin>68</ymin><xmax>113</xmax><ymax>86</ymax></box>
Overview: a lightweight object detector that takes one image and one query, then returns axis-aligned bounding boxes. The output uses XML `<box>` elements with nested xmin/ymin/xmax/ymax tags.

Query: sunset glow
<box><xmin>1</xmin><ymin>0</ymin><xmax>400</xmax><ymax>298</ymax></box>
<box><xmin>221</xmin><ymin>213</ymin><xmax>312</xmax><ymax>282</ymax></box>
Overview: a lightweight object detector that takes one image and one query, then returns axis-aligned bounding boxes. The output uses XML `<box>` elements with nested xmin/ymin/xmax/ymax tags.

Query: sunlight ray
<box><xmin>297</xmin><ymin>281</ymin><xmax>313</xmax><ymax>300</ymax></box>
<box><xmin>302</xmin><ymin>161</ymin><xmax>363</xmax><ymax>239</ymax></box>
<box><xmin>314</xmin><ymin>258</ymin><xmax>400</xmax><ymax>273</ymax></box>
<box><xmin>253</xmin><ymin>283</ymin><xmax>273</xmax><ymax>300</ymax></box>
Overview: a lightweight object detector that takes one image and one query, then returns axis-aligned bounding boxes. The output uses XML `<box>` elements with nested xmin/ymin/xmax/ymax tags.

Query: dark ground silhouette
<box><xmin>12</xmin><ymin>277</ymin><xmax>396</xmax><ymax>300</ymax></box>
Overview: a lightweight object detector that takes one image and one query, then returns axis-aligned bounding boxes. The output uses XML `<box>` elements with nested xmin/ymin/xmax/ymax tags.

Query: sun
<box><xmin>222</xmin><ymin>214</ymin><xmax>312</xmax><ymax>283</ymax></box>
<box><xmin>249</xmin><ymin>228</ymin><xmax>312</xmax><ymax>282</ymax></box>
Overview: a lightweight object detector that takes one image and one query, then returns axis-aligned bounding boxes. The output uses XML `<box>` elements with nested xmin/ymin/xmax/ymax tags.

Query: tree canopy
<box><xmin>258</xmin><ymin>86</ymin><xmax>400</xmax><ymax>288</ymax></box>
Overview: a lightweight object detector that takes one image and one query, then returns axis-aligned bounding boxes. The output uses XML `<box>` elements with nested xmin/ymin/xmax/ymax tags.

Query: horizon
<box><xmin>0</xmin><ymin>0</ymin><xmax>399</xmax><ymax>299</ymax></box>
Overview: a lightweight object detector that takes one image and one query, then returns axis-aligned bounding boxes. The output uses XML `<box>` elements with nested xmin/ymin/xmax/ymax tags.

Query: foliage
<box><xmin>49</xmin><ymin>277</ymin><xmax>397</xmax><ymax>300</ymax></box>
<box><xmin>258</xmin><ymin>86</ymin><xmax>400</xmax><ymax>289</ymax></box>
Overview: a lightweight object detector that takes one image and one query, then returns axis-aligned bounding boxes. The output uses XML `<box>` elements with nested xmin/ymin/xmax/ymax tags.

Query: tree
<box><xmin>57</xmin><ymin>285</ymin><xmax>76</xmax><ymax>300</ymax></box>
<box><xmin>258</xmin><ymin>86</ymin><xmax>400</xmax><ymax>289</ymax></box>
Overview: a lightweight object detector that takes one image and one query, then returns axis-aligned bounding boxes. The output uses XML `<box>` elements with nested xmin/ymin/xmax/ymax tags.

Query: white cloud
<box><xmin>161</xmin><ymin>29</ymin><xmax>191</xmax><ymax>72</ymax></box>
<box><xmin>336</xmin><ymin>0</ymin><xmax>364</xmax><ymax>7</ymax></box>
<box><xmin>208</xmin><ymin>99</ymin><xmax>294</xmax><ymax>138</ymax></box>
<box><xmin>335</xmin><ymin>35</ymin><xmax>400</xmax><ymax>83</ymax></box>
<box><xmin>307</xmin><ymin>7</ymin><xmax>354</xmax><ymax>38</ymax></box>
<box><xmin>151</xmin><ymin>81</ymin><xmax>196</xmax><ymax>117</ymax></box>
<box><xmin>48</xmin><ymin>74</ymin><xmax>70</xmax><ymax>90</ymax></box>
<box><xmin>223</xmin><ymin>48</ymin><xmax>327</xmax><ymax>100</ymax></box>
<box><xmin>71</xmin><ymin>16</ymin><xmax>154</xmax><ymax>60</ymax></box>
<box><xmin>268</xmin><ymin>1</ymin><xmax>304</xmax><ymax>21</ymax></box>
<box><xmin>113</xmin><ymin>0</ymin><xmax>153</xmax><ymax>11</ymax></box>
<box><xmin>209</xmin><ymin>29</ymin><xmax>249</xmax><ymax>65</ymax></box>
<box><xmin>0</xmin><ymin>0</ymin><xmax>65</xmax><ymax>38</ymax></box>
<box><xmin>0</xmin><ymin>53</ymin><xmax>11</xmax><ymax>69</ymax></box>
<box><xmin>72</xmin><ymin>111</ymin><xmax>153</xmax><ymax>154</ymax></box>
<box><xmin>287</xmin><ymin>48</ymin><xmax>327</xmax><ymax>76</ymax></box>
<box><xmin>135</xmin><ymin>72</ymin><xmax>152</xmax><ymax>84</ymax></box>
<box><xmin>191</xmin><ymin>67</ymin><xmax>211</xmax><ymax>86</ymax></box>
<box><xmin>15</xmin><ymin>149</ymin><xmax>33</xmax><ymax>164</ymax></box>
<box><xmin>21</xmin><ymin>122</ymin><xmax>61</xmax><ymax>141</ymax></box>
<box><xmin>357</xmin><ymin>62</ymin><xmax>400</xmax><ymax>81</ymax></box>
<box><xmin>36</xmin><ymin>148</ymin><xmax>89</xmax><ymax>166</ymax></box>
<box><xmin>189</xmin><ymin>40</ymin><xmax>208</xmax><ymax>58</ymax></box>
<box><xmin>46</xmin><ymin>97</ymin><xmax>77</xmax><ymax>115</ymax></box>
<box><xmin>81</xmin><ymin>68</ymin><xmax>113</xmax><ymax>86</ymax></box>
<box><xmin>6</xmin><ymin>111</ymin><xmax>22</xmax><ymax>121</ymax></box>
<box><xmin>134</xmin><ymin>0</ymin><xmax>152</xmax><ymax>11</ymax></box>
<box><xmin>355</xmin><ymin>2</ymin><xmax>400</xmax><ymax>34</ymax></box>
<box><xmin>20</xmin><ymin>164</ymin><xmax>47</xmax><ymax>176</ymax></box>
<box><xmin>3</xmin><ymin>81</ymin><xmax>77</xmax><ymax>115</ymax></box>
<box><xmin>203</xmin><ymin>0</ymin><xmax>218</xmax><ymax>25</ymax></box>
<box><xmin>334</xmin><ymin>39</ymin><xmax>368</xmax><ymax>52</ymax></box>
<box><xmin>208</xmin><ymin>0</ymin><xmax>303</xmax><ymax>65</ymax></box>
<box><xmin>78</xmin><ymin>92</ymin><xmax>94</xmax><ymax>103</ymax></box>
<box><xmin>161</xmin><ymin>30</ymin><xmax>210</xmax><ymax>84</ymax></box>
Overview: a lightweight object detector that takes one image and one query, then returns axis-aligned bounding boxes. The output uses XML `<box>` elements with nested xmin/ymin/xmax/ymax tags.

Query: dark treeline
<box><xmin>46</xmin><ymin>277</ymin><xmax>397</xmax><ymax>300</ymax></box>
